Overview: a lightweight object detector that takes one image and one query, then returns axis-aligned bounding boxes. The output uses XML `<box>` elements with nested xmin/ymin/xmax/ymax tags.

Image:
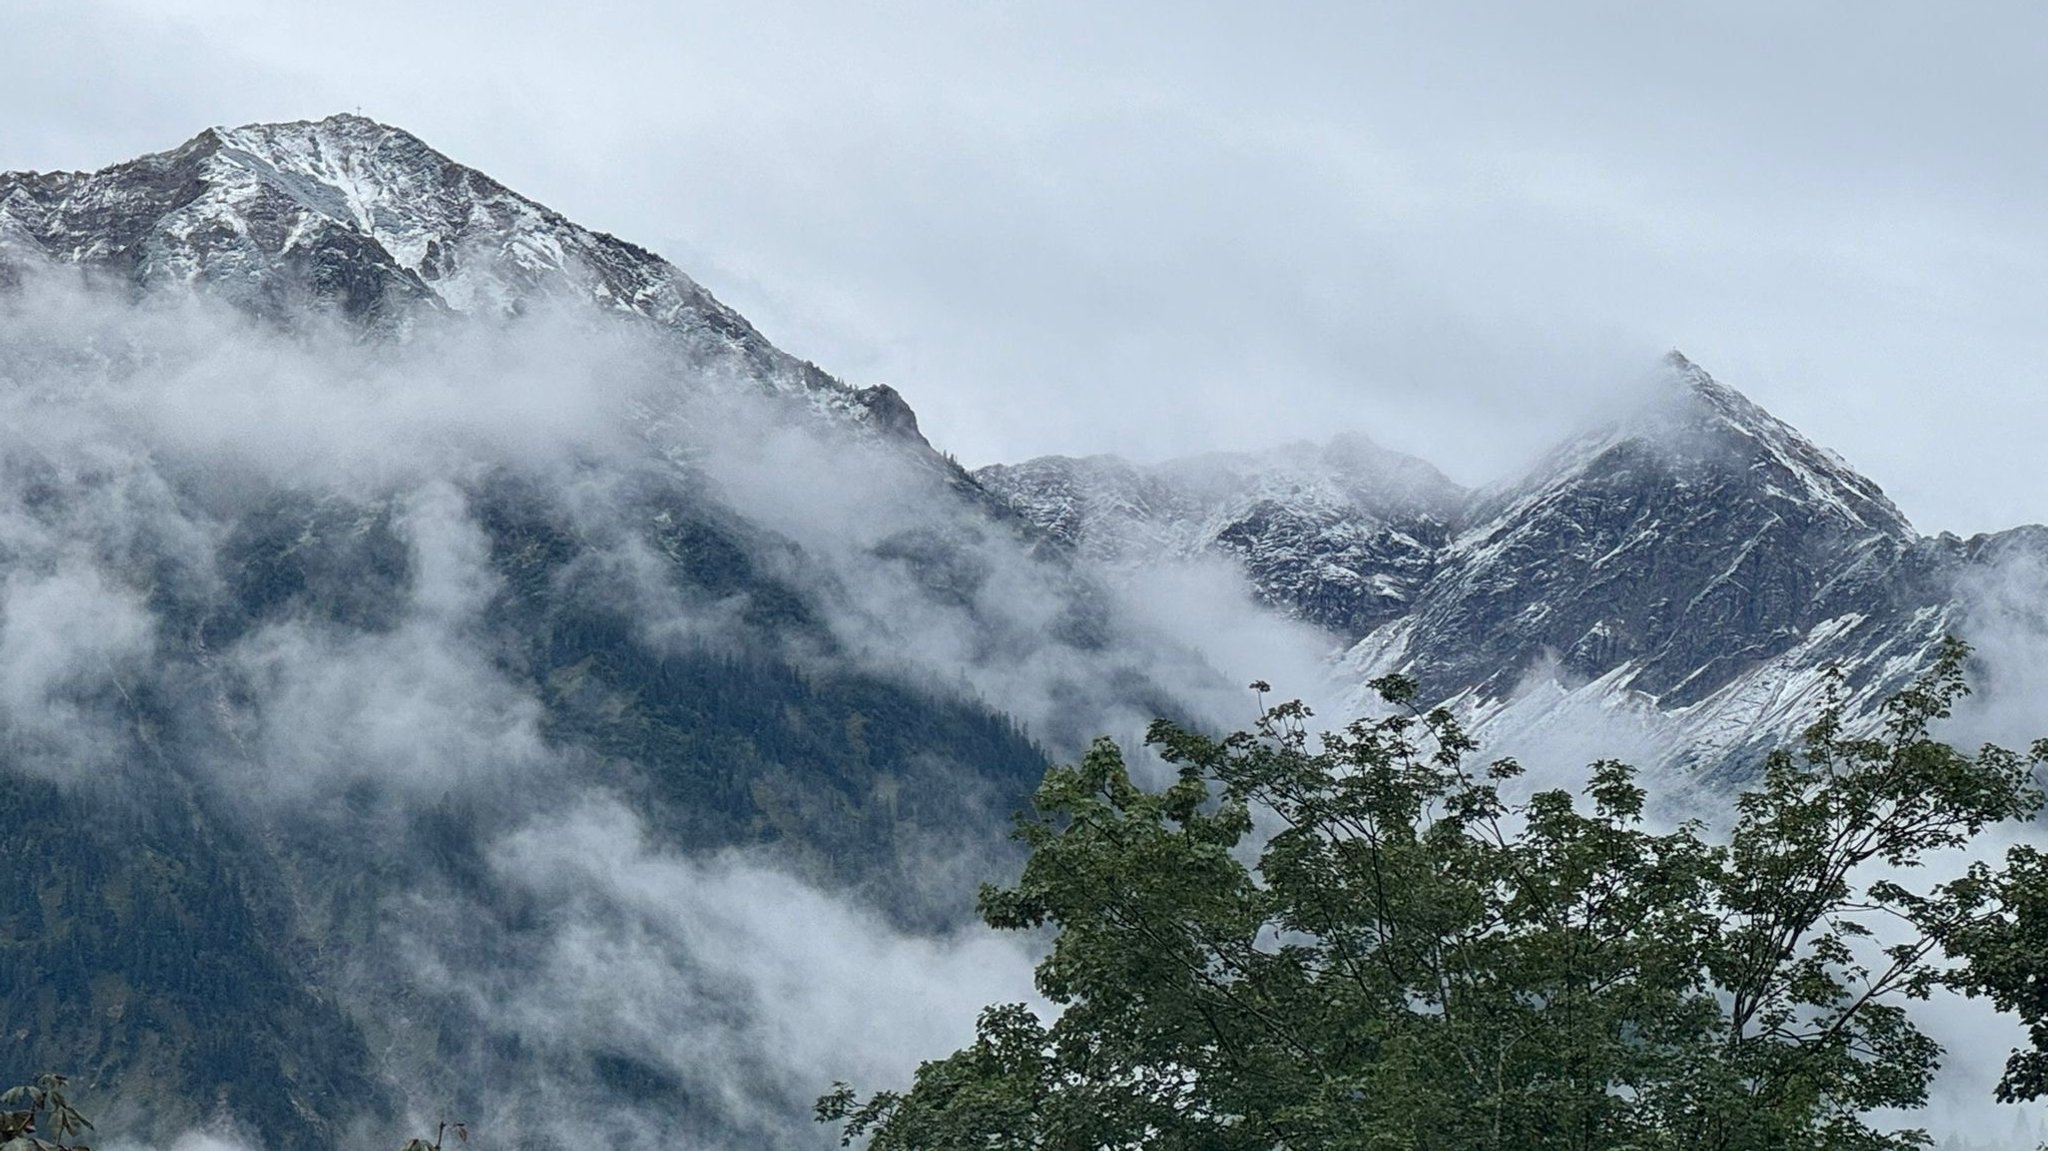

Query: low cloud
<box><xmin>0</xmin><ymin>563</ymin><xmax>154</xmax><ymax>776</ymax></box>
<box><xmin>10</xmin><ymin>263</ymin><xmax>2045</xmax><ymax>1147</ymax></box>
<box><xmin>385</xmin><ymin>798</ymin><xmax>1042</xmax><ymax>1149</ymax></box>
<box><xmin>0</xmin><ymin>272</ymin><xmax>1213</xmax><ymax>1146</ymax></box>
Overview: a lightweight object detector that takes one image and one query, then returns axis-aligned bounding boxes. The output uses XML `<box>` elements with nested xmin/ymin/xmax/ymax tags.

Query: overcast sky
<box><xmin>5</xmin><ymin>1</ymin><xmax>2045</xmax><ymax>533</ymax></box>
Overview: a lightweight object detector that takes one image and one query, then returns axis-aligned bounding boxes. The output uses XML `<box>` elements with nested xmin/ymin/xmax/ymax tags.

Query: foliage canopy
<box><xmin>1</xmin><ymin>1075</ymin><xmax>93</xmax><ymax>1151</ymax></box>
<box><xmin>823</xmin><ymin>640</ymin><xmax>2048</xmax><ymax>1150</ymax></box>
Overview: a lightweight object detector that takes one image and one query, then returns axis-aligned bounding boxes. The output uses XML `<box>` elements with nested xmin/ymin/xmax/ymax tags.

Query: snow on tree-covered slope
<box><xmin>0</xmin><ymin>113</ymin><xmax>923</xmax><ymax>437</ymax></box>
<box><xmin>975</xmin><ymin>433</ymin><xmax>1464</xmax><ymax>635</ymax></box>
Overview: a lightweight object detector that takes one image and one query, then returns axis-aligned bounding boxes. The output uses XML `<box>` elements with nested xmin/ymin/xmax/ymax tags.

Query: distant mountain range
<box><xmin>2</xmin><ymin>115</ymin><xmax>2039</xmax><ymax>1149</ymax></box>
<box><xmin>981</xmin><ymin>353</ymin><xmax>2043</xmax><ymax>779</ymax></box>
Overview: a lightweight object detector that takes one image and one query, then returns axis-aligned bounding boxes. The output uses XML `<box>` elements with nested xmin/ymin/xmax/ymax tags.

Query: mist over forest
<box><xmin>1</xmin><ymin>223</ymin><xmax>2043</xmax><ymax>1149</ymax></box>
<box><xmin>7</xmin><ymin>9</ymin><xmax>2048</xmax><ymax>1149</ymax></box>
<box><xmin>0</xmin><ymin>254</ymin><xmax>1349</xmax><ymax>1147</ymax></box>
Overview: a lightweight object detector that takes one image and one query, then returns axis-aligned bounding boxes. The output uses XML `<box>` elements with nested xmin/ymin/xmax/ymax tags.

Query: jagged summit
<box><xmin>1405</xmin><ymin>351</ymin><xmax>1929</xmax><ymax>711</ymax></box>
<box><xmin>1666</xmin><ymin>351</ymin><xmax>1913</xmax><ymax>537</ymax></box>
<box><xmin>1485</xmin><ymin>351</ymin><xmax>1915</xmax><ymax>545</ymax></box>
<box><xmin>3</xmin><ymin>112</ymin><xmax>678</xmax><ymax>319</ymax></box>
<box><xmin>0</xmin><ymin>113</ymin><xmax>924</xmax><ymax>439</ymax></box>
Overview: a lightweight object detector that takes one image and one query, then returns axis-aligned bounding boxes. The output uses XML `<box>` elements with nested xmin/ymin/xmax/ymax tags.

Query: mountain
<box><xmin>0</xmin><ymin>116</ymin><xmax>1191</xmax><ymax>1151</ymax></box>
<box><xmin>981</xmin><ymin>353</ymin><xmax>2029</xmax><ymax>780</ymax></box>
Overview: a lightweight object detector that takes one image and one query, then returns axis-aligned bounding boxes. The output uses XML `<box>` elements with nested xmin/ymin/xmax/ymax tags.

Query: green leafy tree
<box><xmin>1943</xmin><ymin>830</ymin><xmax>2048</xmax><ymax>1106</ymax></box>
<box><xmin>2</xmin><ymin>1075</ymin><xmax>94</xmax><ymax>1151</ymax></box>
<box><xmin>399</xmin><ymin>1119</ymin><xmax>469</xmax><ymax>1151</ymax></box>
<box><xmin>822</xmin><ymin>640</ymin><xmax>2048</xmax><ymax>1150</ymax></box>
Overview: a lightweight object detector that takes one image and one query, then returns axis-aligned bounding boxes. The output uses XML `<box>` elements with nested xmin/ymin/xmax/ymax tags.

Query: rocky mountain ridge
<box><xmin>8</xmin><ymin>114</ymin><xmax>2031</xmax><ymax>854</ymax></box>
<box><xmin>980</xmin><ymin>353</ymin><xmax>2043</xmax><ymax>777</ymax></box>
<box><xmin>0</xmin><ymin>113</ymin><xmax>926</xmax><ymax>441</ymax></box>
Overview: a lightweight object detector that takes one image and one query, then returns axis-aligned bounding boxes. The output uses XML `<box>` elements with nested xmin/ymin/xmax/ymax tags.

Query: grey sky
<box><xmin>5</xmin><ymin>0</ymin><xmax>2044</xmax><ymax>534</ymax></box>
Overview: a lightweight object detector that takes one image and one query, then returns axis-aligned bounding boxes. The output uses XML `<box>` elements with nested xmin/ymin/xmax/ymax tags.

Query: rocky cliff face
<box><xmin>1385</xmin><ymin>355</ymin><xmax>1927</xmax><ymax>699</ymax></box>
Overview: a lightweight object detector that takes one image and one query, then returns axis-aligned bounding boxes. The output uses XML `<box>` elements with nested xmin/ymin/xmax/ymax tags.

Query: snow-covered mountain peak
<box><xmin>190</xmin><ymin>114</ymin><xmax>747</xmax><ymax>329</ymax></box>
<box><xmin>0</xmin><ymin>114</ymin><xmax>931</xmax><ymax>440</ymax></box>
<box><xmin>205</xmin><ymin>114</ymin><xmax>520</xmax><ymax>281</ymax></box>
<box><xmin>4</xmin><ymin>113</ymin><xmax>710</xmax><ymax>327</ymax></box>
<box><xmin>1483</xmin><ymin>351</ymin><xmax>1915</xmax><ymax>545</ymax></box>
<box><xmin>1327</xmin><ymin>352</ymin><xmax>1939</xmax><ymax>726</ymax></box>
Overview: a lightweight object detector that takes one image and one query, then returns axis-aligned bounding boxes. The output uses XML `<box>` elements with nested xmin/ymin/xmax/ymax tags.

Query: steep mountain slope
<box><xmin>0</xmin><ymin>117</ymin><xmax>1184</xmax><ymax>1151</ymax></box>
<box><xmin>1383</xmin><ymin>354</ymin><xmax>1929</xmax><ymax>699</ymax></box>
<box><xmin>1346</xmin><ymin>354</ymin><xmax>1968</xmax><ymax>775</ymax></box>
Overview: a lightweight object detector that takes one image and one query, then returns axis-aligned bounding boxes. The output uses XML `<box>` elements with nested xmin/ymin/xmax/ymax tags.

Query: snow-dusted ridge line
<box><xmin>975</xmin><ymin>433</ymin><xmax>1466</xmax><ymax>638</ymax></box>
<box><xmin>0</xmin><ymin>113</ymin><xmax>931</xmax><ymax>444</ymax></box>
<box><xmin>982</xmin><ymin>352</ymin><xmax>2047</xmax><ymax>775</ymax></box>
